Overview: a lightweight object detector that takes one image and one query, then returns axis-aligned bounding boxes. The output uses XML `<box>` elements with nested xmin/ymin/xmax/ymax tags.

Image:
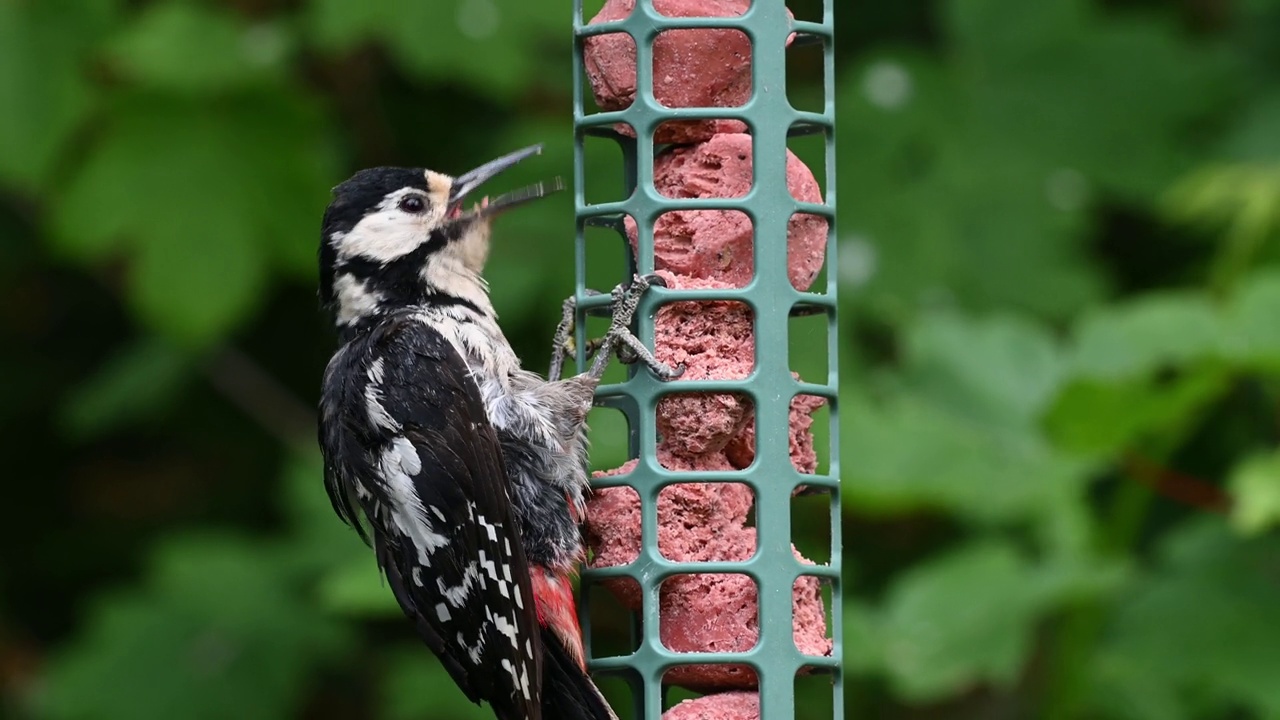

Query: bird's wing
<box><xmin>327</xmin><ymin>314</ymin><xmax>543</xmax><ymax>720</ymax></box>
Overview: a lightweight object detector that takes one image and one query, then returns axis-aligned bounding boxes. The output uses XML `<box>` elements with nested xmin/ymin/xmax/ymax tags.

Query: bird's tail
<box><xmin>540</xmin><ymin>625</ymin><xmax>619</xmax><ymax>720</ymax></box>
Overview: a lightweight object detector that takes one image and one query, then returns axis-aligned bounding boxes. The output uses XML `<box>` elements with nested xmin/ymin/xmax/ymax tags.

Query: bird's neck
<box><xmin>333</xmin><ymin>251</ymin><xmax>498</xmax><ymax>341</ymax></box>
<box><xmin>418</xmin><ymin>254</ymin><xmax>496</xmax><ymax>319</ymax></box>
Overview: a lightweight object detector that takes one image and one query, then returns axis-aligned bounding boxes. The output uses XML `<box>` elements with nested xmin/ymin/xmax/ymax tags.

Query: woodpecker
<box><xmin>316</xmin><ymin>145</ymin><xmax>677</xmax><ymax>720</ymax></box>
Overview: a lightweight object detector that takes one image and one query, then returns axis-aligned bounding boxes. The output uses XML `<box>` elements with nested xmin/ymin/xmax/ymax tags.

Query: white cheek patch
<box><xmin>336</xmin><ymin>211</ymin><xmax>428</xmax><ymax>262</ymax></box>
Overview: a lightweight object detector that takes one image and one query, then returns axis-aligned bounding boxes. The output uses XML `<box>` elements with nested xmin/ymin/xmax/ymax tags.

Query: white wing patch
<box><xmin>471</xmin><ymin>512</ymin><xmax>531</xmax><ymax>702</ymax></box>
<box><xmin>437</xmin><ymin>561</ymin><xmax>479</xmax><ymax>607</ymax></box>
<box><xmin>364</xmin><ymin>364</ymin><xmax>399</xmax><ymax>431</ymax></box>
<box><xmin>493</xmin><ymin>613</ymin><xmax>519</xmax><ymax>649</ymax></box>
<box><xmin>478</xmin><ymin>548</ymin><xmax>498</xmax><ymax>584</ymax></box>
<box><xmin>500</xmin><ymin>659</ymin><xmax>529</xmax><ymax>700</ymax></box>
<box><xmin>460</xmin><ymin>630</ymin><xmax>485</xmax><ymax>665</ymax></box>
<box><xmin>381</xmin><ymin>437</ymin><xmax>449</xmax><ymax>564</ymax></box>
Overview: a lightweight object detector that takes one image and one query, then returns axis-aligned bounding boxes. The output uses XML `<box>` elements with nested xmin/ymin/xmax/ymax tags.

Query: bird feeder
<box><xmin>571</xmin><ymin>1</ymin><xmax>840</xmax><ymax>718</ymax></box>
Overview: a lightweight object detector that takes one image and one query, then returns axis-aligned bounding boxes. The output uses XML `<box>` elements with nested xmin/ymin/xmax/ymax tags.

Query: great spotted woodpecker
<box><xmin>316</xmin><ymin>145</ymin><xmax>678</xmax><ymax>720</ymax></box>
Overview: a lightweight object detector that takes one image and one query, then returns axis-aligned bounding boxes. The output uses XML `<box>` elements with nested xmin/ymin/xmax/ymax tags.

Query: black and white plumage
<box><xmin>315</xmin><ymin>146</ymin><xmax>668</xmax><ymax>720</ymax></box>
<box><xmin>321</xmin><ymin>313</ymin><xmax>539</xmax><ymax>719</ymax></box>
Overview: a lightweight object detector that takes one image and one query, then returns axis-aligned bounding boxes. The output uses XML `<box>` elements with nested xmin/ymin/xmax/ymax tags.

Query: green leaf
<box><xmin>1044</xmin><ymin>366</ymin><xmax>1230</xmax><ymax>455</ymax></box>
<box><xmin>837</xmin><ymin>0</ymin><xmax>1231</xmax><ymax>321</ymax></box>
<box><xmin>58</xmin><ymin>337</ymin><xmax>191</xmax><ymax>440</ymax></box>
<box><xmin>1164</xmin><ymin>163</ymin><xmax>1280</xmax><ymax>238</ymax></box>
<box><xmin>844</xmin><ymin>310</ymin><xmax>1084</xmax><ymax>520</ymax></box>
<box><xmin>951</xmin><ymin>0</ymin><xmax>1233</xmax><ymax>200</ymax></box>
<box><xmin>276</xmin><ymin>454</ymin><xmax>392</xmax><ymax>617</ymax></box>
<box><xmin>1218</xmin><ymin>91</ymin><xmax>1280</xmax><ymax>161</ymax></box>
<box><xmin>52</xmin><ymin>93</ymin><xmax>337</xmax><ymax>346</ymax></box>
<box><xmin>1228</xmin><ymin>450</ymin><xmax>1280</xmax><ymax>535</ymax></box>
<box><xmin>842</xmin><ymin>390</ymin><xmax>1090</xmax><ymax>522</ymax></box>
<box><xmin>276</xmin><ymin>452</ymin><xmax>372</xmax><ymax>585</ymax></box>
<box><xmin>903</xmin><ymin>310</ymin><xmax>1065</xmax><ymax>430</ymax></box>
<box><xmin>0</xmin><ymin>0</ymin><xmax>115</xmax><ymax>190</ymax></box>
<box><xmin>42</xmin><ymin>534</ymin><xmax>351</xmax><ymax>720</ymax></box>
<box><xmin>873</xmin><ymin>540</ymin><xmax>1113</xmax><ymax>700</ymax></box>
<box><xmin>1069</xmin><ymin>293</ymin><xmax>1221</xmax><ymax>381</ymax></box>
<box><xmin>1164</xmin><ymin>163</ymin><xmax>1280</xmax><ymax>289</ymax></box>
<box><xmin>307</xmin><ymin>0</ymin><xmax>566</xmax><ymax>100</ymax></box>
<box><xmin>129</xmin><ymin>205</ymin><xmax>267</xmax><ymax>347</ymax></box>
<box><xmin>379</xmin><ymin>646</ymin><xmax>492</xmax><ymax>720</ymax></box>
<box><xmin>1092</xmin><ymin>519</ymin><xmax>1280</xmax><ymax>718</ymax></box>
<box><xmin>1044</xmin><ymin>291</ymin><xmax>1236</xmax><ymax>454</ymax></box>
<box><xmin>945</xmin><ymin>0</ymin><xmax>1086</xmax><ymax>60</ymax></box>
<box><xmin>838</xmin><ymin>48</ymin><xmax>1103</xmax><ymax>320</ymax></box>
<box><xmin>586</xmin><ymin>406</ymin><xmax>630</xmax><ymax>473</ymax></box>
<box><xmin>281</xmin><ymin>452</ymin><xmax>345</xmax><ymax>540</ymax></box>
<box><xmin>319</xmin><ymin>557</ymin><xmax>401</xmax><ymax>616</ymax></box>
<box><xmin>305</xmin><ymin>0</ymin><xmax>387</xmax><ymax>49</ymax></box>
<box><xmin>1224</xmin><ymin>270</ymin><xmax>1280</xmax><ymax>369</ymax></box>
<box><xmin>105</xmin><ymin>2</ymin><xmax>291</xmax><ymax>93</ymax></box>
<box><xmin>842</xmin><ymin>600</ymin><xmax>886</xmax><ymax>674</ymax></box>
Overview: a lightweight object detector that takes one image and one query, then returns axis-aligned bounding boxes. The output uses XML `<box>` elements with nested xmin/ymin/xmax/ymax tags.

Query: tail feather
<box><xmin>541</xmin><ymin>625</ymin><xmax>619</xmax><ymax>720</ymax></box>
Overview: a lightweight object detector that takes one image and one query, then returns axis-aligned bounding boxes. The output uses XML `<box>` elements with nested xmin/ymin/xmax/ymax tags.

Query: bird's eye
<box><xmin>399</xmin><ymin>195</ymin><xmax>426</xmax><ymax>214</ymax></box>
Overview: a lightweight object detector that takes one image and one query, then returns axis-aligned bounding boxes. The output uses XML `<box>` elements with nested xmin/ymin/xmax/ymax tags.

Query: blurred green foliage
<box><xmin>2</xmin><ymin>0</ymin><xmax>1279</xmax><ymax>718</ymax></box>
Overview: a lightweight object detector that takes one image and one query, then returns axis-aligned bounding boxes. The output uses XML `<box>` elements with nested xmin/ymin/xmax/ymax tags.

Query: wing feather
<box><xmin>321</xmin><ymin>313</ymin><xmax>542</xmax><ymax>720</ymax></box>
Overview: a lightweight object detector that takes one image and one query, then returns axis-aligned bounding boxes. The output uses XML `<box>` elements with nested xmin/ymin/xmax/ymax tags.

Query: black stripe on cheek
<box><xmin>342</xmin><ymin>241</ymin><xmax>432</xmax><ymax>281</ymax></box>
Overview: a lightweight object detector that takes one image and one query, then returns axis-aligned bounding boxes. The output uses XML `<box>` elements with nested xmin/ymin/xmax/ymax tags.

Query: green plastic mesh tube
<box><xmin>571</xmin><ymin>2</ymin><xmax>839</xmax><ymax>718</ymax></box>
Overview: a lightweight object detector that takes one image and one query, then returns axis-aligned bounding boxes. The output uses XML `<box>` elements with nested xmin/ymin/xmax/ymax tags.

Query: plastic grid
<box><xmin>571</xmin><ymin>2</ymin><xmax>839</xmax><ymax>718</ymax></box>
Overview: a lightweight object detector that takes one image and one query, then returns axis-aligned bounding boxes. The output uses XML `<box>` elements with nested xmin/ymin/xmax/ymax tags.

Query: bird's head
<box><xmin>318</xmin><ymin>145</ymin><xmax>560</xmax><ymax>328</ymax></box>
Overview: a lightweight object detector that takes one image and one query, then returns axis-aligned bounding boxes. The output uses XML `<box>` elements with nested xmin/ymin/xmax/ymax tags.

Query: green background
<box><xmin>3</xmin><ymin>0</ymin><xmax>1280</xmax><ymax>718</ymax></box>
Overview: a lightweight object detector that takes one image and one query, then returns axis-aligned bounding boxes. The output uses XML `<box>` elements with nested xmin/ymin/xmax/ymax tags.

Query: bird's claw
<box><xmin>587</xmin><ymin>274</ymin><xmax>683</xmax><ymax>381</ymax></box>
<box><xmin>547</xmin><ymin>289</ymin><xmax>609</xmax><ymax>378</ymax></box>
<box><xmin>551</xmin><ymin>274</ymin><xmax>682</xmax><ymax>381</ymax></box>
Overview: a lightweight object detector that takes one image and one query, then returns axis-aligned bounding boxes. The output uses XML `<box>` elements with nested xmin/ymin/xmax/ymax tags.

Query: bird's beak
<box><xmin>447</xmin><ymin>144</ymin><xmax>563</xmax><ymax>217</ymax></box>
